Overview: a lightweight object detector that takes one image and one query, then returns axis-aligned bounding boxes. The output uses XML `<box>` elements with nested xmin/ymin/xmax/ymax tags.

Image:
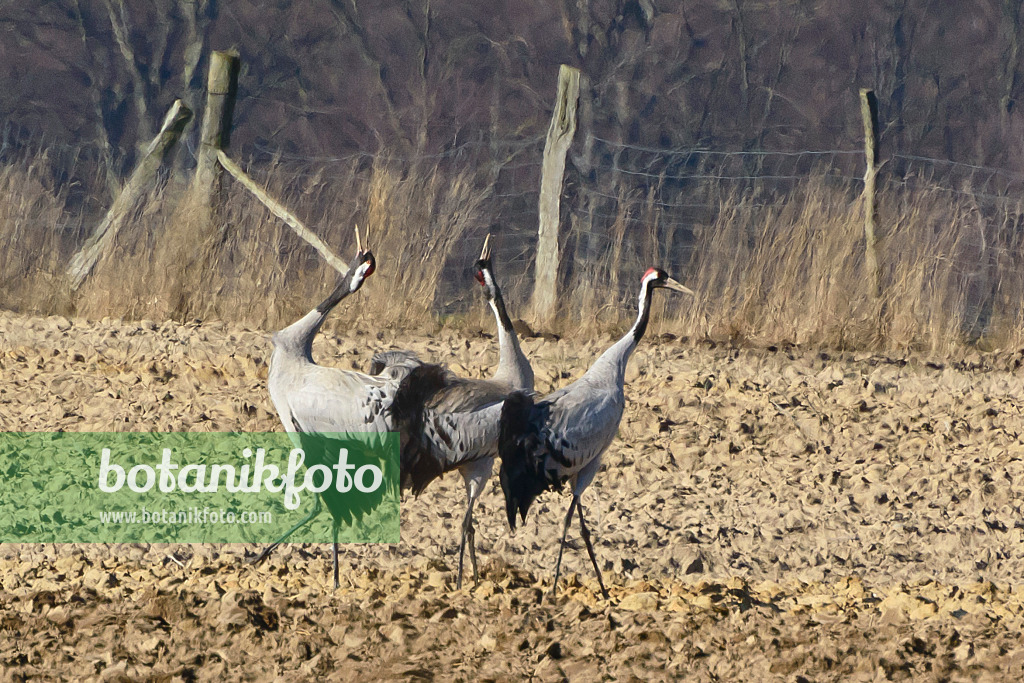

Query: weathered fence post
<box><xmin>192</xmin><ymin>50</ymin><xmax>240</xmax><ymax>222</ymax></box>
<box><xmin>67</xmin><ymin>100</ymin><xmax>193</xmax><ymax>289</ymax></box>
<box><xmin>217</xmin><ymin>150</ymin><xmax>349</xmax><ymax>274</ymax></box>
<box><xmin>860</xmin><ymin>88</ymin><xmax>881</xmax><ymax>299</ymax></box>
<box><xmin>532</xmin><ymin>64</ymin><xmax>580</xmax><ymax>327</ymax></box>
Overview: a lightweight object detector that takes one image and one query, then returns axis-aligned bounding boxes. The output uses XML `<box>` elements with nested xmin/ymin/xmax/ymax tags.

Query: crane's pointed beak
<box><xmin>663</xmin><ymin>277</ymin><xmax>695</xmax><ymax>295</ymax></box>
<box><xmin>354</xmin><ymin>224</ymin><xmax>362</xmax><ymax>253</ymax></box>
<box><xmin>480</xmin><ymin>233</ymin><xmax>492</xmax><ymax>260</ymax></box>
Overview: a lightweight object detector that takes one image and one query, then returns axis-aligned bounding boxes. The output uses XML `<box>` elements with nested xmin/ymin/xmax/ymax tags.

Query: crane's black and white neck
<box><xmin>272</xmin><ymin>249</ymin><xmax>376</xmax><ymax>363</ymax></box>
<box><xmin>476</xmin><ymin>256</ymin><xmax>534</xmax><ymax>391</ymax></box>
<box><xmin>585</xmin><ymin>267</ymin><xmax>692</xmax><ymax>387</ymax></box>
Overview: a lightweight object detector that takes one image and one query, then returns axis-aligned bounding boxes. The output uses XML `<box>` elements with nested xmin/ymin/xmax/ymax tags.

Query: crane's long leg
<box><xmin>457</xmin><ymin>502</ymin><xmax>473</xmax><ymax>589</ymax></box>
<box><xmin>250</xmin><ymin>496</ymin><xmax>322</xmax><ymax>565</ymax></box>
<box><xmin>457</xmin><ymin>488</ymin><xmax>482</xmax><ymax>588</ymax></box>
<box><xmin>332</xmin><ymin>521</ymin><xmax>340</xmax><ymax>590</ymax></box>
<box><xmin>467</xmin><ymin>515</ymin><xmax>479</xmax><ymax>586</ymax></box>
<box><xmin>457</xmin><ymin>462</ymin><xmax>490</xmax><ymax>588</ymax></box>
<box><xmin>551</xmin><ymin>496</ymin><xmax>580</xmax><ymax>598</ymax></box>
<box><xmin>576</xmin><ymin>502</ymin><xmax>609</xmax><ymax>599</ymax></box>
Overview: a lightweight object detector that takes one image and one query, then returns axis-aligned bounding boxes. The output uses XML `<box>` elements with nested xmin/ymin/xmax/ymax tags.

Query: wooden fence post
<box><xmin>216</xmin><ymin>150</ymin><xmax>349</xmax><ymax>274</ymax></box>
<box><xmin>192</xmin><ymin>50</ymin><xmax>240</xmax><ymax>221</ymax></box>
<box><xmin>67</xmin><ymin>100</ymin><xmax>193</xmax><ymax>289</ymax></box>
<box><xmin>860</xmin><ymin>88</ymin><xmax>881</xmax><ymax>298</ymax></box>
<box><xmin>532</xmin><ymin>64</ymin><xmax>580</xmax><ymax>327</ymax></box>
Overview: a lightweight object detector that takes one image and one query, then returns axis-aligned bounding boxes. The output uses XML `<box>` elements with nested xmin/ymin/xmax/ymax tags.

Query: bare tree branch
<box><xmin>101</xmin><ymin>0</ymin><xmax>150</xmax><ymax>141</ymax></box>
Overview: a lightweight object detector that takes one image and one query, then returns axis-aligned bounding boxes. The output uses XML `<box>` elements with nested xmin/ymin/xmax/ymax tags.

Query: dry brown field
<box><xmin>3</xmin><ymin>310</ymin><xmax>1024</xmax><ymax>681</ymax></box>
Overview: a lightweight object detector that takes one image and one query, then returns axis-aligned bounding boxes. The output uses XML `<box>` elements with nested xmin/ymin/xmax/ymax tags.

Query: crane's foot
<box><xmin>249</xmin><ymin>498</ymin><xmax>322</xmax><ymax>567</ymax></box>
<box><xmin>248</xmin><ymin>542</ymin><xmax>280</xmax><ymax>566</ymax></box>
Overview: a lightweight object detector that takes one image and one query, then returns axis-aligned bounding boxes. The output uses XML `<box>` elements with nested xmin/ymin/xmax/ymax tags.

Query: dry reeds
<box><xmin>0</xmin><ymin>153</ymin><xmax>84</xmax><ymax>316</ymax></box>
<box><xmin>53</xmin><ymin>154</ymin><xmax>493</xmax><ymax>332</ymax></box>
<box><xmin>669</xmin><ymin>178</ymin><xmax>1024</xmax><ymax>353</ymax></box>
<box><xmin>3</xmin><ymin>147</ymin><xmax>1024</xmax><ymax>356</ymax></box>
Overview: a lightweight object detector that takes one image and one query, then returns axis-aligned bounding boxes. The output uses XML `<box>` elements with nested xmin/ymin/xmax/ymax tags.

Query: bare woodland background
<box><xmin>4</xmin><ymin>0</ymin><xmax>1024</xmax><ymax>353</ymax></box>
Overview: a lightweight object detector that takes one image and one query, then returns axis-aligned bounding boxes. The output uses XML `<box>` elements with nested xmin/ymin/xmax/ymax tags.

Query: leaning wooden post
<box><xmin>532</xmin><ymin>64</ymin><xmax>581</xmax><ymax>327</ymax></box>
<box><xmin>860</xmin><ymin>88</ymin><xmax>881</xmax><ymax>299</ymax></box>
<box><xmin>67</xmin><ymin>100</ymin><xmax>193</xmax><ymax>289</ymax></box>
<box><xmin>191</xmin><ymin>50</ymin><xmax>240</xmax><ymax>223</ymax></box>
<box><xmin>217</xmin><ymin>150</ymin><xmax>349</xmax><ymax>274</ymax></box>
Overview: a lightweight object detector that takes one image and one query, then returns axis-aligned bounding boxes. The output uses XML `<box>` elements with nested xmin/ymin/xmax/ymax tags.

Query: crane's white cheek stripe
<box><xmin>349</xmin><ymin>263</ymin><xmax>372</xmax><ymax>292</ymax></box>
<box><xmin>637</xmin><ymin>277</ymin><xmax>655</xmax><ymax>312</ymax></box>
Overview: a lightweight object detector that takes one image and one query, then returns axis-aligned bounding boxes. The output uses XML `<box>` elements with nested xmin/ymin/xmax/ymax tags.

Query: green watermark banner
<box><xmin>0</xmin><ymin>432</ymin><xmax>399</xmax><ymax>544</ymax></box>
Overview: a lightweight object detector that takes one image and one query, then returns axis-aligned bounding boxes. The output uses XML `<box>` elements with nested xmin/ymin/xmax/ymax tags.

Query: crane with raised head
<box><xmin>393</xmin><ymin>234</ymin><xmax>534</xmax><ymax>588</ymax></box>
<box><xmin>497</xmin><ymin>267</ymin><xmax>694</xmax><ymax>599</ymax></box>
<box><xmin>253</xmin><ymin>228</ymin><xmax>426</xmax><ymax>588</ymax></box>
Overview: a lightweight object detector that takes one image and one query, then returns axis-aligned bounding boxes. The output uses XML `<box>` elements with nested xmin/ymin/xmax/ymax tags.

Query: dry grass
<box><xmin>36</xmin><ymin>155</ymin><xmax>494</xmax><ymax>333</ymax></box>
<box><xmin>0</xmin><ymin>153</ymin><xmax>80</xmax><ymax>315</ymax></box>
<box><xmin>669</xmin><ymin>179</ymin><xmax>1024</xmax><ymax>353</ymax></box>
<box><xmin>3</xmin><ymin>148</ymin><xmax>1024</xmax><ymax>355</ymax></box>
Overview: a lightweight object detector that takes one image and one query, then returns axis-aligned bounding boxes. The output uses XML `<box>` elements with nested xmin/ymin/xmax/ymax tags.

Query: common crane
<box><xmin>497</xmin><ymin>267</ymin><xmax>693</xmax><ymax>599</ymax></box>
<box><xmin>253</xmin><ymin>229</ymin><xmax>424</xmax><ymax>588</ymax></box>
<box><xmin>394</xmin><ymin>235</ymin><xmax>534</xmax><ymax>588</ymax></box>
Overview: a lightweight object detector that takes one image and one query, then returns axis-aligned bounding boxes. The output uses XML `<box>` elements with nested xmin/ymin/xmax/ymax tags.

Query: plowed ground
<box><xmin>2</xmin><ymin>311</ymin><xmax>1024</xmax><ymax>681</ymax></box>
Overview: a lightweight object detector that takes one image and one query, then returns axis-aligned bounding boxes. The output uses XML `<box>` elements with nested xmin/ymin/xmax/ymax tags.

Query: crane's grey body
<box><xmin>269</xmin><ymin>318</ymin><xmax>409</xmax><ymax>441</ymax></box>
<box><xmin>420</xmin><ymin>379</ymin><xmax>509</xmax><ymax>466</ymax></box>
<box><xmin>399</xmin><ymin>374</ymin><xmax>507</xmax><ymax>496</ymax></box>
<box><xmin>502</xmin><ymin>331</ymin><xmax>638</xmax><ymax>491</ymax></box>
<box><xmin>498</xmin><ymin>268</ymin><xmax>693</xmax><ymax>598</ymax></box>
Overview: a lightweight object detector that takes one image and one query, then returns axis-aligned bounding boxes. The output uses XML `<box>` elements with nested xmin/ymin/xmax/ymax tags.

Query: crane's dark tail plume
<box><xmin>389</xmin><ymin>363</ymin><xmax>449</xmax><ymax>494</ymax></box>
<box><xmin>498</xmin><ymin>391</ymin><xmax>550</xmax><ymax>531</ymax></box>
